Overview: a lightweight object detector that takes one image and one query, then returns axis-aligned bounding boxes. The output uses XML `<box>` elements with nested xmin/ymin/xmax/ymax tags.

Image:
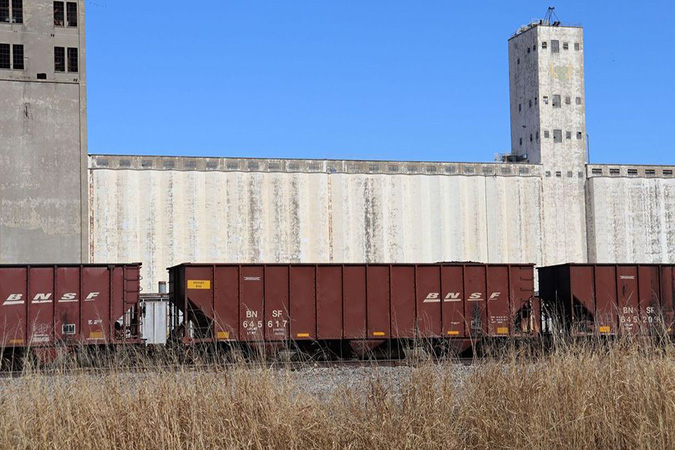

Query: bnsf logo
<box><xmin>3</xmin><ymin>292</ymin><xmax>100</xmax><ymax>306</ymax></box>
<box><xmin>423</xmin><ymin>292</ymin><xmax>501</xmax><ymax>303</ymax></box>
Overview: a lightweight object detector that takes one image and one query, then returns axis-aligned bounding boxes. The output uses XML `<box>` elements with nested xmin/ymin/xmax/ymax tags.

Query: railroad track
<box><xmin>0</xmin><ymin>357</ymin><xmax>476</xmax><ymax>379</ymax></box>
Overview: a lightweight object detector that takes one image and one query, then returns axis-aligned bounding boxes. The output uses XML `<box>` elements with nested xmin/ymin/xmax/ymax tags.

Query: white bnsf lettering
<box><xmin>59</xmin><ymin>293</ymin><xmax>78</xmax><ymax>303</ymax></box>
<box><xmin>32</xmin><ymin>293</ymin><xmax>53</xmax><ymax>304</ymax></box>
<box><xmin>85</xmin><ymin>292</ymin><xmax>100</xmax><ymax>302</ymax></box>
<box><xmin>468</xmin><ymin>293</ymin><xmax>483</xmax><ymax>301</ymax></box>
<box><xmin>423</xmin><ymin>293</ymin><xmax>440</xmax><ymax>303</ymax></box>
<box><xmin>3</xmin><ymin>294</ymin><xmax>24</xmax><ymax>306</ymax></box>
<box><xmin>489</xmin><ymin>292</ymin><xmax>501</xmax><ymax>300</ymax></box>
<box><xmin>444</xmin><ymin>292</ymin><xmax>461</xmax><ymax>302</ymax></box>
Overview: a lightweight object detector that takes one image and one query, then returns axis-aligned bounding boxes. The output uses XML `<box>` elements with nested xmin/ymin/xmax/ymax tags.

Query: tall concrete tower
<box><xmin>0</xmin><ymin>0</ymin><xmax>88</xmax><ymax>263</ymax></box>
<box><xmin>508</xmin><ymin>15</ymin><xmax>588</xmax><ymax>265</ymax></box>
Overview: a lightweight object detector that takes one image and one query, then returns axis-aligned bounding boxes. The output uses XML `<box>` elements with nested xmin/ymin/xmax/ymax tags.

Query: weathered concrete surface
<box><xmin>89</xmin><ymin>157</ymin><xmax>543</xmax><ymax>292</ymax></box>
<box><xmin>0</xmin><ymin>0</ymin><xmax>88</xmax><ymax>263</ymax></box>
<box><xmin>587</xmin><ymin>166</ymin><xmax>675</xmax><ymax>264</ymax></box>
<box><xmin>509</xmin><ymin>23</ymin><xmax>588</xmax><ymax>266</ymax></box>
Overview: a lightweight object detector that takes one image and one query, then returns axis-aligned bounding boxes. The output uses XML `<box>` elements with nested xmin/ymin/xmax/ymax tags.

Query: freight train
<box><xmin>1</xmin><ymin>262</ymin><xmax>674</xmax><ymax>365</ymax></box>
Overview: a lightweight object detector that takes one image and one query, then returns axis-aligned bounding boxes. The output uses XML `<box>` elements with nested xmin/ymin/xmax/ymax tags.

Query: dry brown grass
<box><xmin>2</xmin><ymin>341</ymin><xmax>675</xmax><ymax>449</ymax></box>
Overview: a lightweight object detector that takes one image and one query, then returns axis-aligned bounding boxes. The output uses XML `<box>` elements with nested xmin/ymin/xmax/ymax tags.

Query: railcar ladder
<box><xmin>122</xmin><ymin>266</ymin><xmax>142</xmax><ymax>341</ymax></box>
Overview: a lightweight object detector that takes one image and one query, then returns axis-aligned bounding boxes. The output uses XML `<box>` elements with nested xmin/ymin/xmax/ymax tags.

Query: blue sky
<box><xmin>86</xmin><ymin>0</ymin><xmax>674</xmax><ymax>165</ymax></box>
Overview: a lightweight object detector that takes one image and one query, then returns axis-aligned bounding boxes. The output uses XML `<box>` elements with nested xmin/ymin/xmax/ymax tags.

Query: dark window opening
<box><xmin>544</xmin><ymin>130</ymin><xmax>550</xmax><ymax>138</ymax></box>
<box><xmin>551</xmin><ymin>40</ymin><xmax>560</xmax><ymax>53</ymax></box>
<box><xmin>563</xmin><ymin>42</ymin><xmax>569</xmax><ymax>50</ymax></box>
<box><xmin>54</xmin><ymin>46</ymin><xmax>65</xmax><ymax>72</ymax></box>
<box><xmin>37</xmin><ymin>73</ymin><xmax>47</xmax><ymax>79</ymax></box>
<box><xmin>533</xmin><ymin>45</ymin><xmax>536</xmax><ymax>51</ymax></box>
<box><xmin>566</xmin><ymin>131</ymin><xmax>572</xmax><ymax>140</ymax></box>
<box><xmin>54</xmin><ymin>1</ymin><xmax>64</xmax><ymax>26</ymax></box>
<box><xmin>517</xmin><ymin>58</ymin><xmax>520</xmax><ymax>65</ymax></box>
<box><xmin>576</xmin><ymin>96</ymin><xmax>582</xmax><ymax>105</ymax></box>
<box><xmin>12</xmin><ymin>43</ymin><xmax>22</xmax><ymax>69</ymax></box>
<box><xmin>518</xmin><ymin>103</ymin><xmax>521</xmax><ymax>112</ymax></box>
<box><xmin>534</xmin><ymin>96</ymin><xmax>538</xmax><ymax>105</ymax></box>
<box><xmin>567</xmin><ymin>171</ymin><xmax>573</xmax><ymax>178</ymax></box>
<box><xmin>592</xmin><ymin>168</ymin><xmax>603</xmax><ymax>175</ymax></box>
<box><xmin>519</xmin><ymin>138</ymin><xmax>523</xmax><ymax>146</ymax></box>
<box><xmin>0</xmin><ymin>0</ymin><xmax>8</xmax><ymax>23</ymax></box>
<box><xmin>529</xmin><ymin>99</ymin><xmax>532</xmax><ymax>108</ymax></box>
<box><xmin>610</xmin><ymin>168</ymin><xmax>620</xmax><ymax>175</ymax></box>
<box><xmin>10</xmin><ymin>0</ymin><xmax>20</xmax><ymax>23</ymax></box>
<box><xmin>527</xmin><ymin>47</ymin><xmax>530</xmax><ymax>54</ymax></box>
<box><xmin>574</xmin><ymin>42</ymin><xmax>580</xmax><ymax>51</ymax></box>
<box><xmin>0</xmin><ymin>43</ymin><xmax>9</xmax><ymax>69</ymax></box>
<box><xmin>556</xmin><ymin>171</ymin><xmax>562</xmax><ymax>177</ymax></box>
<box><xmin>543</xmin><ymin>96</ymin><xmax>549</xmax><ymax>104</ymax></box>
<box><xmin>553</xmin><ymin>129</ymin><xmax>563</xmax><ymax>143</ymax></box>
<box><xmin>646</xmin><ymin>169</ymin><xmax>656</xmax><ymax>176</ymax></box>
<box><xmin>542</xmin><ymin>41</ymin><xmax>548</xmax><ymax>49</ymax></box>
<box><xmin>67</xmin><ymin>47</ymin><xmax>78</xmax><ymax>72</ymax></box>
<box><xmin>664</xmin><ymin>170</ymin><xmax>673</xmax><ymax>176</ymax></box>
<box><xmin>536</xmin><ymin>131</ymin><xmax>539</xmax><ymax>140</ymax></box>
<box><xmin>552</xmin><ymin>94</ymin><xmax>561</xmax><ymax>108</ymax></box>
<box><xmin>577</xmin><ymin>132</ymin><xmax>583</xmax><ymax>140</ymax></box>
<box><xmin>66</xmin><ymin>2</ymin><xmax>77</xmax><ymax>27</ymax></box>
<box><xmin>530</xmin><ymin>134</ymin><xmax>533</xmax><ymax>142</ymax></box>
<box><xmin>565</xmin><ymin>96</ymin><xmax>571</xmax><ymax>105</ymax></box>
<box><xmin>627</xmin><ymin>169</ymin><xmax>638</xmax><ymax>175</ymax></box>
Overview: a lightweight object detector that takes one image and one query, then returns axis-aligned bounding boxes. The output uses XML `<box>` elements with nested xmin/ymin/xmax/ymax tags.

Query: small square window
<box><xmin>206</xmin><ymin>161</ymin><xmax>218</xmax><ymax>170</ymax></box>
<box><xmin>565</xmin><ymin>96</ymin><xmax>571</xmax><ymax>105</ymax></box>
<box><xmin>444</xmin><ymin>166</ymin><xmax>456</xmax><ymax>174</ymax></box>
<box><xmin>164</xmin><ymin>161</ymin><xmax>175</xmax><ymax>169</ymax></box>
<box><xmin>574</xmin><ymin>42</ymin><xmax>580</xmax><ymax>51</ymax></box>
<box><xmin>389</xmin><ymin>165</ymin><xmax>399</xmax><ymax>172</ymax></box>
<box><xmin>563</xmin><ymin>42</ymin><xmax>569</xmax><ymax>50</ymax></box>
<box><xmin>566</xmin><ymin>131</ymin><xmax>572</xmax><ymax>140</ymax></box>
<box><xmin>54</xmin><ymin>46</ymin><xmax>65</xmax><ymax>72</ymax></box>
<box><xmin>543</xmin><ymin>96</ymin><xmax>549</xmax><ymax>104</ymax></box>
<box><xmin>66</xmin><ymin>1</ymin><xmax>77</xmax><ymax>27</ymax></box>
<box><xmin>556</xmin><ymin>171</ymin><xmax>562</xmax><ymax>177</ymax></box>
<box><xmin>0</xmin><ymin>44</ymin><xmax>9</xmax><ymax>69</ymax></box>
<box><xmin>184</xmin><ymin>160</ymin><xmax>197</xmax><ymax>169</ymax></box>
<box><xmin>627</xmin><ymin>169</ymin><xmax>638</xmax><ymax>175</ymax></box>
<box><xmin>551</xmin><ymin>40</ymin><xmax>560</xmax><ymax>53</ymax></box>
<box><xmin>567</xmin><ymin>171</ymin><xmax>573</xmax><ymax>178</ymax></box>
<box><xmin>542</xmin><ymin>41</ymin><xmax>548</xmax><ymax>49</ymax></box>
<box><xmin>545</xmin><ymin>171</ymin><xmax>551</xmax><ymax>177</ymax></box>
<box><xmin>54</xmin><ymin>1</ymin><xmax>64</xmax><ymax>26</ymax></box>
<box><xmin>552</xmin><ymin>95</ymin><xmax>561</xmax><ymax>108</ymax></box>
<box><xmin>553</xmin><ymin>129</ymin><xmax>563</xmax><ymax>143</ymax></box>
<box><xmin>141</xmin><ymin>160</ymin><xmax>153</xmax><ymax>168</ymax></box>
<box><xmin>664</xmin><ymin>170</ymin><xmax>673</xmax><ymax>176</ymax></box>
<box><xmin>426</xmin><ymin>166</ymin><xmax>437</xmax><ymax>173</ymax></box>
<box><xmin>544</xmin><ymin>130</ymin><xmax>550</xmax><ymax>138</ymax></box>
<box><xmin>13</xmin><ymin>44</ymin><xmax>23</xmax><ymax>70</ymax></box>
<box><xmin>609</xmin><ymin>168</ymin><xmax>620</xmax><ymax>175</ymax></box>
<box><xmin>520</xmin><ymin>167</ymin><xmax>530</xmax><ymax>175</ymax></box>
<box><xmin>646</xmin><ymin>169</ymin><xmax>656</xmax><ymax>176</ymax></box>
<box><xmin>592</xmin><ymin>168</ymin><xmax>603</xmax><ymax>175</ymax></box>
<box><xmin>67</xmin><ymin>47</ymin><xmax>78</xmax><ymax>72</ymax></box>
<box><xmin>577</xmin><ymin>132</ymin><xmax>583</xmax><ymax>140</ymax></box>
<box><xmin>576</xmin><ymin>97</ymin><xmax>582</xmax><ymax>105</ymax></box>
<box><xmin>62</xmin><ymin>324</ymin><xmax>76</xmax><ymax>335</ymax></box>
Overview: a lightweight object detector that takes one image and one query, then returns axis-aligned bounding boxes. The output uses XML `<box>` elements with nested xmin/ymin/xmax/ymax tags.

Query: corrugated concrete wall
<box><xmin>89</xmin><ymin>157</ymin><xmax>543</xmax><ymax>292</ymax></box>
<box><xmin>587</xmin><ymin>167</ymin><xmax>675</xmax><ymax>264</ymax></box>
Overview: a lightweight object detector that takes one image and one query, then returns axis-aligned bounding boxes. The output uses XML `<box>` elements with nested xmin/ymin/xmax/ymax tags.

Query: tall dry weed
<box><xmin>1</xmin><ymin>340</ymin><xmax>675</xmax><ymax>449</ymax></box>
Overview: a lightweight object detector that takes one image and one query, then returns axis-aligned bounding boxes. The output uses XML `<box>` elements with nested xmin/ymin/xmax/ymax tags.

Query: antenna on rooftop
<box><xmin>544</xmin><ymin>6</ymin><xmax>561</xmax><ymax>26</ymax></box>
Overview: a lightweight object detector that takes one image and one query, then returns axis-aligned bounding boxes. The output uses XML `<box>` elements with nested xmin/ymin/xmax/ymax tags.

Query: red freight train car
<box><xmin>0</xmin><ymin>264</ymin><xmax>143</xmax><ymax>353</ymax></box>
<box><xmin>538</xmin><ymin>264</ymin><xmax>675</xmax><ymax>336</ymax></box>
<box><xmin>168</xmin><ymin>263</ymin><xmax>537</xmax><ymax>356</ymax></box>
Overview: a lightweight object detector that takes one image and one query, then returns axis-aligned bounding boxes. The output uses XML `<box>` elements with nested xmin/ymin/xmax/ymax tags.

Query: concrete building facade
<box><xmin>0</xmin><ymin>0</ymin><xmax>88</xmax><ymax>263</ymax></box>
<box><xmin>0</xmin><ymin>6</ymin><xmax>673</xmax><ymax>293</ymax></box>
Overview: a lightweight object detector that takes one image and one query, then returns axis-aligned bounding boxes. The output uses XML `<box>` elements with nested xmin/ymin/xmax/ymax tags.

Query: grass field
<box><xmin>2</xmin><ymin>340</ymin><xmax>675</xmax><ymax>449</ymax></box>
